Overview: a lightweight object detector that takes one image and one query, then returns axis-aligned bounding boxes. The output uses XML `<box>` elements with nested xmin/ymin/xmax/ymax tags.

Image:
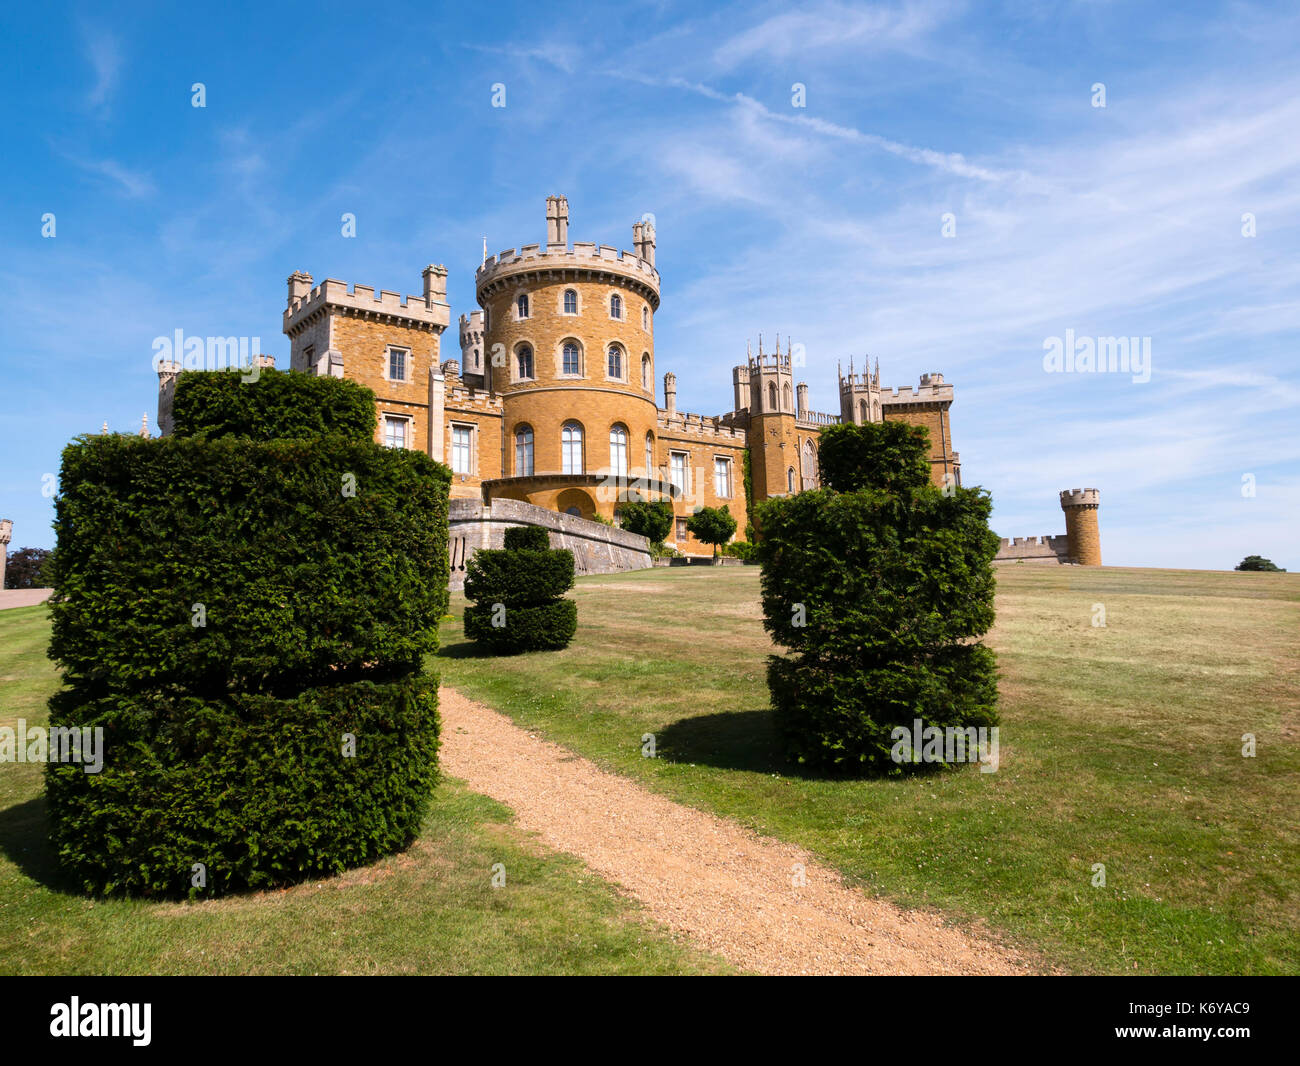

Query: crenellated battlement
<box><xmin>475</xmin><ymin>240</ymin><xmax>661</xmax><ymax>306</ymax></box>
<box><xmin>445</xmin><ymin>383</ymin><xmax>504</xmax><ymax>413</ymax></box>
<box><xmin>656</xmin><ymin>409</ymin><xmax>747</xmax><ymax>441</ymax></box>
<box><xmin>1060</xmin><ymin>487</ymin><xmax>1101</xmax><ymax>508</ymax></box>
<box><xmin>878</xmin><ymin>380</ymin><xmax>955</xmax><ymax>405</ymax></box>
<box><xmin>284</xmin><ymin>272</ymin><xmax>450</xmax><ymax>336</ymax></box>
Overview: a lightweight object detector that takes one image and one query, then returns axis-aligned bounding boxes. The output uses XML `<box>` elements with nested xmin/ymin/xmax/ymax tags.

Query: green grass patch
<box><xmin>436</xmin><ymin>565</ymin><xmax>1300</xmax><ymax>975</ymax></box>
<box><xmin>0</xmin><ymin>605</ymin><xmax>731</xmax><ymax>975</ymax></box>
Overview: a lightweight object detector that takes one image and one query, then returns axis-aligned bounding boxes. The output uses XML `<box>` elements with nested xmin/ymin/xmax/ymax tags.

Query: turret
<box><xmin>732</xmin><ymin>363</ymin><xmax>751</xmax><ymax>413</ymax></box>
<box><xmin>157</xmin><ymin>359</ymin><xmax>182</xmax><ymax>436</ymax></box>
<box><xmin>838</xmin><ymin>356</ymin><xmax>882</xmax><ymax>424</ymax></box>
<box><xmin>796</xmin><ymin>382</ymin><xmax>809</xmax><ymax>418</ymax></box>
<box><xmin>664</xmin><ymin>371</ymin><xmax>677</xmax><ymax>416</ymax></box>
<box><xmin>287</xmin><ymin>270</ymin><xmax>312</xmax><ymax>302</ymax></box>
<box><xmin>459</xmin><ymin>310</ymin><xmax>485</xmax><ymax>386</ymax></box>
<box><xmin>1060</xmin><ymin>488</ymin><xmax>1102</xmax><ymax>565</ymax></box>
<box><xmin>0</xmin><ymin>518</ymin><xmax>12</xmax><ymax>591</ymax></box>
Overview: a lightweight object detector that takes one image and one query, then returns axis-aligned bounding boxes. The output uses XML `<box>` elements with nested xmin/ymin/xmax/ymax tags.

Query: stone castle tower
<box><xmin>839</xmin><ymin>357</ymin><xmax>882</xmax><ymax>424</ymax></box>
<box><xmin>1060</xmin><ymin>488</ymin><xmax>1102</xmax><ymax>565</ymax></box>
<box><xmin>734</xmin><ymin>337</ymin><xmax>804</xmax><ymax>498</ymax></box>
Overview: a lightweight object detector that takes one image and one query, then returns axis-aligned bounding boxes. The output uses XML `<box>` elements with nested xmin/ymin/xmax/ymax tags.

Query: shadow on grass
<box><xmin>657</xmin><ymin>709</ymin><xmax>950</xmax><ymax>783</ymax></box>
<box><xmin>0</xmin><ymin>795</ymin><xmax>76</xmax><ymax>894</ymax></box>
<box><xmin>436</xmin><ymin>641</ymin><xmax>486</xmax><ymax>660</ymax></box>
<box><xmin>656</xmin><ymin>709</ymin><xmax>799</xmax><ymax>776</ymax></box>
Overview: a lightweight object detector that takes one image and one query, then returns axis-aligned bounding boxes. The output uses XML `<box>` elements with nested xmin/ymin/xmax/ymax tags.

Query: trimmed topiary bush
<box><xmin>46</xmin><ymin>371</ymin><xmax>450</xmax><ymax>897</ymax></box>
<box><xmin>619</xmin><ymin>500</ymin><xmax>673</xmax><ymax>546</ymax></box>
<box><xmin>464</xmin><ymin>599</ymin><xmax>578</xmax><ymax>652</ymax></box>
<box><xmin>503</xmin><ymin>525</ymin><xmax>550</xmax><ymax>552</ymax></box>
<box><xmin>171</xmin><ymin>367</ymin><xmax>377</xmax><ymax>442</ymax></box>
<box><xmin>756</xmin><ymin>420</ymin><xmax>1000</xmax><ymax>774</ymax></box>
<box><xmin>464</xmin><ymin>526</ymin><xmax>576</xmax><ymax>654</ymax></box>
<box><xmin>49</xmin><ymin>434</ymin><xmax>450</xmax><ymax>693</ymax></box>
<box><xmin>45</xmin><ymin>674</ymin><xmax>440</xmax><ymax>897</ymax></box>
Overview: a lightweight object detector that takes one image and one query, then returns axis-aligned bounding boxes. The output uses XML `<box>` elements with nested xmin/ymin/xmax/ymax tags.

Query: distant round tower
<box><xmin>458</xmin><ymin>310</ymin><xmax>485</xmax><ymax>387</ymax></box>
<box><xmin>1060</xmin><ymin>488</ymin><xmax>1102</xmax><ymax>565</ymax></box>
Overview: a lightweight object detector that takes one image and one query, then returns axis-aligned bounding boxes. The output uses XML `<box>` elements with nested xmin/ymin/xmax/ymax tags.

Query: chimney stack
<box><xmin>423</xmin><ymin>264</ymin><xmax>448</xmax><ymax>304</ymax></box>
<box><xmin>546</xmin><ymin>195</ymin><xmax>570</xmax><ymax>249</ymax></box>
<box><xmin>633</xmin><ymin>217</ymin><xmax>656</xmax><ymax>266</ymax></box>
<box><xmin>664</xmin><ymin>371</ymin><xmax>677</xmax><ymax>416</ymax></box>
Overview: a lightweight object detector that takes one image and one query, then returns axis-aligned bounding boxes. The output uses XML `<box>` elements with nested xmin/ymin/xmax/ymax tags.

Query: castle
<box><xmin>156</xmin><ymin>195</ymin><xmax>1101</xmax><ymax>565</ymax></box>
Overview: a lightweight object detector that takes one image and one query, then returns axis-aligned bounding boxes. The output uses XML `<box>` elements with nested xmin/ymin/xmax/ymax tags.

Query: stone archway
<box><xmin>555</xmin><ymin>488</ymin><xmax>596</xmax><ymax>521</ymax></box>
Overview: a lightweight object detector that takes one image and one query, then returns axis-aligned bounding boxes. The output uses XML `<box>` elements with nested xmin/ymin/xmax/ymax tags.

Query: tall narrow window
<box><xmin>714</xmin><ymin>457</ymin><xmax>732</xmax><ymax>498</ymax></box>
<box><xmin>563</xmin><ymin>289</ymin><xmax>578</xmax><ymax>314</ymax></box>
<box><xmin>641</xmin><ymin>354</ymin><xmax>651</xmax><ymax>389</ymax></box>
<box><xmin>384</xmin><ymin>416</ymin><xmax>408</xmax><ymax>450</ymax></box>
<box><xmin>787</xmin><ymin>467</ymin><xmax>796</xmax><ymax>493</ymax></box>
<box><xmin>516</xmin><ymin>294</ymin><xmax>529</xmax><ymax>319</ymax></box>
<box><xmin>516</xmin><ymin>345</ymin><xmax>534</xmax><ymax>379</ymax></box>
<box><xmin>645</xmin><ymin>432</ymin><xmax>654</xmax><ymax>476</ymax></box>
<box><xmin>563</xmin><ymin>343</ymin><xmax>581</xmax><ymax>375</ymax></box>
<box><xmin>768</xmin><ymin>382</ymin><xmax>778</xmax><ymax>410</ymax></box>
<box><xmin>388</xmin><ymin>347</ymin><xmax>408</xmax><ymax>381</ymax></box>
<box><xmin>642</xmin><ymin>306</ymin><xmax>649</xmax><ymax>330</ymax></box>
<box><xmin>607</xmin><ymin>345</ymin><xmax>623</xmax><ymax>379</ymax></box>
<box><xmin>610</xmin><ymin>293</ymin><xmax>622</xmax><ymax>319</ymax></box>
<box><xmin>562</xmin><ymin>422</ymin><xmax>584</xmax><ymax>474</ymax></box>
<box><xmin>515</xmin><ymin>425</ymin><xmax>534</xmax><ymax>476</ymax></box>
<box><xmin>783</xmin><ymin>382</ymin><xmax>792</xmax><ymax>410</ymax></box>
<box><xmin>609</xmin><ymin>424</ymin><xmax>628</xmax><ymax>478</ymax></box>
<box><xmin>670</xmin><ymin>451</ymin><xmax>687</xmax><ymax>493</ymax></box>
<box><xmin>451</xmin><ymin>425</ymin><xmax>473</xmax><ymax>474</ymax></box>
<box><xmin>859</xmin><ymin>399</ymin><xmax>868</xmax><ymax>423</ymax></box>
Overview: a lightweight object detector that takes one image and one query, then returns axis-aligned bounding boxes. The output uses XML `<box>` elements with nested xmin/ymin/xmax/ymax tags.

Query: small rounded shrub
<box><xmin>464</xmin><ymin>600</ymin><xmax>578</xmax><ymax>654</ymax></box>
<box><xmin>464</xmin><ymin>525</ymin><xmax>576</xmax><ymax>654</ymax></box>
<box><xmin>464</xmin><ymin>548</ymin><xmax>575</xmax><ymax>604</ymax></box>
<box><xmin>503</xmin><ymin>525</ymin><xmax>550</xmax><ymax>551</ymax></box>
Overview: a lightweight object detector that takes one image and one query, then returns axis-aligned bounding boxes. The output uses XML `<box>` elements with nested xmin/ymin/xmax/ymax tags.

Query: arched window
<box><xmin>645</xmin><ymin>432</ymin><xmax>654</xmax><ymax>476</ymax></box>
<box><xmin>563</xmin><ymin>289</ymin><xmax>578</xmax><ymax>314</ymax></box>
<box><xmin>858</xmin><ymin>399</ymin><xmax>868</xmax><ymax>423</ymax></box>
<box><xmin>516</xmin><ymin>294</ymin><xmax>529</xmax><ymax>319</ymax></box>
<box><xmin>562</xmin><ymin>342</ymin><xmax>581</xmax><ymax>376</ymax></box>
<box><xmin>609</xmin><ymin>424</ymin><xmax>628</xmax><ymax>478</ymax></box>
<box><xmin>641</xmin><ymin>353</ymin><xmax>651</xmax><ymax>389</ymax></box>
<box><xmin>515</xmin><ymin>425</ymin><xmax>534</xmax><ymax>476</ymax></box>
<box><xmin>516</xmin><ymin>345</ymin><xmax>534</xmax><ymax>379</ymax></box>
<box><xmin>472</xmin><ymin>348</ymin><xmax>480</xmax><ymax>370</ymax></box>
<box><xmin>783</xmin><ymin>382</ymin><xmax>792</xmax><ymax>411</ymax></box>
<box><xmin>562</xmin><ymin>422</ymin><xmax>584</xmax><ymax>474</ymax></box>
<box><xmin>642</xmin><ymin>306</ymin><xmax>649</xmax><ymax>330</ymax></box>
<box><xmin>787</xmin><ymin>467</ymin><xmax>796</xmax><ymax>493</ymax></box>
<box><xmin>607</xmin><ymin>345</ymin><xmax>623</xmax><ymax>379</ymax></box>
<box><xmin>802</xmin><ymin>438</ymin><xmax>817</xmax><ymax>488</ymax></box>
<box><xmin>610</xmin><ymin>293</ymin><xmax>623</xmax><ymax>319</ymax></box>
<box><xmin>768</xmin><ymin>381</ymin><xmax>778</xmax><ymax>410</ymax></box>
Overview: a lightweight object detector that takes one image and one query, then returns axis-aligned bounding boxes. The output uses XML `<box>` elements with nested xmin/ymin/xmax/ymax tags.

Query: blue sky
<box><xmin>2</xmin><ymin>0</ymin><xmax>1298</xmax><ymax>569</ymax></box>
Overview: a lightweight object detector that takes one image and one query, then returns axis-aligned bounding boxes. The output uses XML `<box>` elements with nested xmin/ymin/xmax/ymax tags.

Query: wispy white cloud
<box><xmin>61</xmin><ymin>151</ymin><xmax>155</xmax><ymax>198</ymax></box>
<box><xmin>79</xmin><ymin>22</ymin><xmax>121</xmax><ymax>115</ymax></box>
<box><xmin>712</xmin><ymin>0</ymin><xmax>954</xmax><ymax>69</ymax></box>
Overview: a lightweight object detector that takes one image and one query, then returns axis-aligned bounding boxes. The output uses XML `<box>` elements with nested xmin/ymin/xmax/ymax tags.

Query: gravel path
<box><xmin>440</xmin><ymin>688</ymin><xmax>1028</xmax><ymax>976</ymax></box>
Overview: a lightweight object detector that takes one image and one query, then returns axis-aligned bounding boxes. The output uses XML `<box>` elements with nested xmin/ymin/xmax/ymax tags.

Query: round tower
<box><xmin>1060</xmin><ymin>488</ymin><xmax>1102</xmax><ymax>565</ymax></box>
<box><xmin>458</xmin><ymin>310</ymin><xmax>484</xmax><ymax>386</ymax></box>
<box><xmin>472</xmin><ymin>196</ymin><xmax>667</xmax><ymax>519</ymax></box>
